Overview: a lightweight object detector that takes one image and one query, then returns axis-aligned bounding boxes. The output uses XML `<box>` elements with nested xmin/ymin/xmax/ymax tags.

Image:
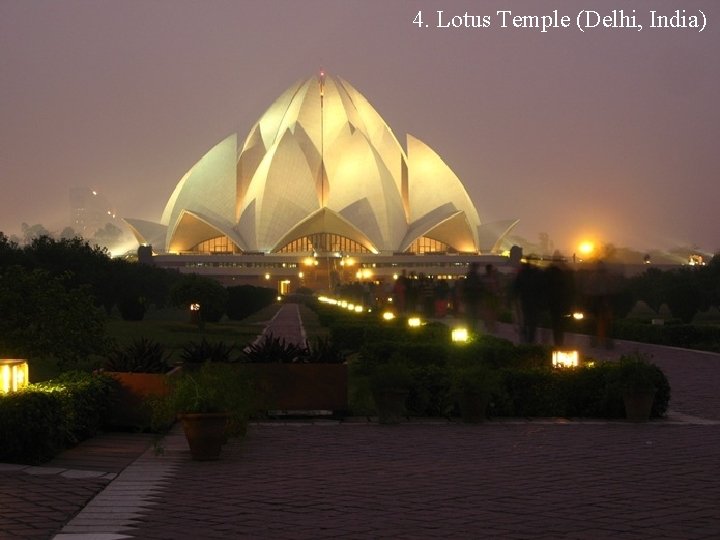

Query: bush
<box><xmin>407</xmin><ymin>364</ymin><xmax>454</xmax><ymax>417</ymax></box>
<box><xmin>329</xmin><ymin>322</ymin><xmax>370</xmax><ymax>352</ymax></box>
<box><xmin>491</xmin><ymin>361</ymin><xmax>670</xmax><ymax>419</ymax></box>
<box><xmin>181</xmin><ymin>338</ymin><xmax>236</xmax><ymax>364</ymax></box>
<box><xmin>497</xmin><ymin>368</ymin><xmax>566</xmax><ymax>417</ymax></box>
<box><xmin>612</xmin><ymin>320</ymin><xmax>720</xmax><ymax>353</ymax></box>
<box><xmin>104</xmin><ymin>337</ymin><xmax>171</xmax><ymax>373</ymax></box>
<box><xmin>304</xmin><ymin>336</ymin><xmax>346</xmax><ymax>364</ymax></box>
<box><xmin>0</xmin><ymin>372</ymin><xmax>118</xmax><ymax>464</ymax></box>
<box><xmin>37</xmin><ymin>371</ymin><xmax>118</xmax><ymax>443</ymax></box>
<box><xmin>558</xmin><ymin>363</ymin><xmax>620</xmax><ymax>417</ymax></box>
<box><xmin>241</xmin><ymin>333</ymin><xmax>308</xmax><ymax>363</ymax></box>
<box><xmin>0</xmin><ymin>390</ymin><xmax>65</xmax><ymax>464</ymax></box>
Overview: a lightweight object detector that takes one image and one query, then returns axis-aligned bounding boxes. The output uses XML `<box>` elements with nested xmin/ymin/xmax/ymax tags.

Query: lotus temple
<box><xmin>125</xmin><ymin>73</ymin><xmax>518</xmax><ymax>291</ymax></box>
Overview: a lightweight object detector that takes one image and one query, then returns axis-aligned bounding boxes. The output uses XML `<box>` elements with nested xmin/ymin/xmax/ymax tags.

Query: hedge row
<box><xmin>369</xmin><ymin>361</ymin><xmax>670</xmax><ymax>420</ymax></box>
<box><xmin>612</xmin><ymin>320</ymin><xmax>720</xmax><ymax>352</ymax></box>
<box><xmin>0</xmin><ymin>372</ymin><xmax>117</xmax><ymax>464</ymax></box>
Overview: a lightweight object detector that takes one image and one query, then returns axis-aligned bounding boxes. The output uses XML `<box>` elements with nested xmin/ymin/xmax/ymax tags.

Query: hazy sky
<box><xmin>1</xmin><ymin>0</ymin><xmax>718</xmax><ymax>254</ymax></box>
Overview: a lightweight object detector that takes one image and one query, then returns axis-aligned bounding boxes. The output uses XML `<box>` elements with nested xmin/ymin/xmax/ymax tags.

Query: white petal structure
<box><xmin>125</xmin><ymin>74</ymin><xmax>515</xmax><ymax>255</ymax></box>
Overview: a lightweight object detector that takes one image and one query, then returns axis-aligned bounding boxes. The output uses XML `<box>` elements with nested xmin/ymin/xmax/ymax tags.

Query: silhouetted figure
<box><xmin>418</xmin><ymin>273</ymin><xmax>435</xmax><ymax>318</ymax></box>
<box><xmin>545</xmin><ymin>262</ymin><xmax>575</xmax><ymax>346</ymax></box>
<box><xmin>513</xmin><ymin>263</ymin><xmax>544</xmax><ymax>344</ymax></box>
<box><xmin>463</xmin><ymin>262</ymin><xmax>483</xmax><ymax>331</ymax></box>
<box><xmin>481</xmin><ymin>264</ymin><xmax>500</xmax><ymax>333</ymax></box>
<box><xmin>586</xmin><ymin>261</ymin><xmax>614</xmax><ymax>349</ymax></box>
<box><xmin>393</xmin><ymin>270</ymin><xmax>408</xmax><ymax>314</ymax></box>
<box><xmin>434</xmin><ymin>279</ymin><xmax>450</xmax><ymax>318</ymax></box>
<box><xmin>405</xmin><ymin>271</ymin><xmax>419</xmax><ymax>313</ymax></box>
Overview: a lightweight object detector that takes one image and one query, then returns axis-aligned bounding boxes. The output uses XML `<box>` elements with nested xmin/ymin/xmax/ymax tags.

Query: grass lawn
<box><xmin>29</xmin><ymin>302</ymin><xmax>329</xmax><ymax>382</ymax></box>
<box><xmin>105</xmin><ymin>303</ymin><xmax>283</xmax><ymax>362</ymax></box>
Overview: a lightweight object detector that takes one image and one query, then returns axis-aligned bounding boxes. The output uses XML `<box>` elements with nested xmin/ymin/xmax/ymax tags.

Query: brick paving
<box><xmin>0</xmin><ymin>468</ymin><xmax>110</xmax><ymax>540</ymax></box>
<box><xmin>0</xmin><ymin>432</ymin><xmax>152</xmax><ymax>540</ymax></box>
<box><xmin>88</xmin><ymin>421</ymin><xmax>720</xmax><ymax>540</ymax></box>
<box><xmin>1</xmin><ymin>309</ymin><xmax>719</xmax><ymax>539</ymax></box>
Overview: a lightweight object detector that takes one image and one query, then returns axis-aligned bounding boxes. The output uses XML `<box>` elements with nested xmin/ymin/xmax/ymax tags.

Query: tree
<box><xmin>92</xmin><ymin>223</ymin><xmax>124</xmax><ymax>249</ymax></box>
<box><xmin>665</xmin><ymin>268</ymin><xmax>703</xmax><ymax>323</ymax></box>
<box><xmin>22</xmin><ymin>235</ymin><xmax>115</xmax><ymax>310</ymax></box>
<box><xmin>170</xmin><ymin>274</ymin><xmax>227</xmax><ymax>323</ymax></box>
<box><xmin>112</xmin><ymin>259</ymin><xmax>176</xmax><ymax>320</ymax></box>
<box><xmin>20</xmin><ymin>222</ymin><xmax>51</xmax><ymax>244</ymax></box>
<box><xmin>0</xmin><ymin>233</ymin><xmax>21</xmax><ymax>267</ymax></box>
<box><xmin>226</xmin><ymin>285</ymin><xmax>276</xmax><ymax>320</ymax></box>
<box><xmin>59</xmin><ymin>226</ymin><xmax>78</xmax><ymax>239</ymax></box>
<box><xmin>0</xmin><ymin>266</ymin><xmax>109</xmax><ymax>367</ymax></box>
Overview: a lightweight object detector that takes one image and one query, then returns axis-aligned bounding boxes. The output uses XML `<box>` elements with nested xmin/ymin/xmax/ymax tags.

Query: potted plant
<box><xmin>103</xmin><ymin>338</ymin><xmax>181</xmax><ymax>429</ymax></box>
<box><xmin>155</xmin><ymin>363</ymin><xmax>253</xmax><ymax>460</ymax></box>
<box><xmin>615</xmin><ymin>353</ymin><xmax>659</xmax><ymax>422</ymax></box>
<box><xmin>450</xmin><ymin>362</ymin><xmax>498</xmax><ymax>423</ymax></box>
<box><xmin>369</xmin><ymin>359</ymin><xmax>413</xmax><ymax>425</ymax></box>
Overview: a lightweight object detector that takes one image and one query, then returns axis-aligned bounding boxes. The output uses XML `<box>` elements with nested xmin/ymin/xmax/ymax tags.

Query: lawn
<box><xmin>105</xmin><ymin>303</ymin><xmax>283</xmax><ymax>362</ymax></box>
<box><xmin>29</xmin><ymin>302</ymin><xmax>322</xmax><ymax>381</ymax></box>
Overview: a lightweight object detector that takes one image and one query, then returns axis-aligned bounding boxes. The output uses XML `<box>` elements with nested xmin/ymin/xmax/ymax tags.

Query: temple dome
<box><xmin>126</xmin><ymin>73</ymin><xmax>512</xmax><ymax>255</ymax></box>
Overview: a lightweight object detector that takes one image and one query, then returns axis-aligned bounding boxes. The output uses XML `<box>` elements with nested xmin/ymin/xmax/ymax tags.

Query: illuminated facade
<box><xmin>125</xmin><ymin>73</ymin><xmax>517</xmax><ymax>287</ymax></box>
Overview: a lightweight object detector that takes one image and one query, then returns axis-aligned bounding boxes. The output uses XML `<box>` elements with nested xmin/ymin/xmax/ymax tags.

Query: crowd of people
<box><xmin>334</xmin><ymin>258</ymin><xmax>617</xmax><ymax>347</ymax></box>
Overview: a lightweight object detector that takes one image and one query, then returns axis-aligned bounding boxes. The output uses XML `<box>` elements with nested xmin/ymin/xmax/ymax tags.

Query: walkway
<box><xmin>249</xmin><ymin>303</ymin><xmax>308</xmax><ymax>347</ymax></box>
<box><xmin>0</xmin><ymin>306</ymin><xmax>718</xmax><ymax>539</ymax></box>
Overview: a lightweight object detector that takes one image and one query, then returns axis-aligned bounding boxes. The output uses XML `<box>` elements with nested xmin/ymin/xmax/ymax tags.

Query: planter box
<box><xmin>107</xmin><ymin>366</ymin><xmax>182</xmax><ymax>429</ymax></box>
<box><xmin>241</xmin><ymin>364</ymin><xmax>348</xmax><ymax>415</ymax></box>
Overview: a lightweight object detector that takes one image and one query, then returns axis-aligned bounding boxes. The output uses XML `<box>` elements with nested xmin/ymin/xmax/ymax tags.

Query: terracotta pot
<box><xmin>179</xmin><ymin>412</ymin><xmax>230</xmax><ymax>460</ymax></box>
<box><xmin>107</xmin><ymin>366</ymin><xmax>182</xmax><ymax>429</ymax></box>
<box><xmin>623</xmin><ymin>390</ymin><xmax>656</xmax><ymax>423</ymax></box>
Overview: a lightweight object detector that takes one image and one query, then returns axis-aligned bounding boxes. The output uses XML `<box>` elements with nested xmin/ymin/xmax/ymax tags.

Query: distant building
<box><xmin>125</xmin><ymin>73</ymin><xmax>518</xmax><ymax>290</ymax></box>
<box><xmin>69</xmin><ymin>187</ymin><xmax>116</xmax><ymax>237</ymax></box>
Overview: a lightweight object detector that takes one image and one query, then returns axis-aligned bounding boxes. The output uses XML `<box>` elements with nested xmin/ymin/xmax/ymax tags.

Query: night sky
<box><xmin>1</xmin><ymin>0</ymin><xmax>718</xmax><ymax>254</ymax></box>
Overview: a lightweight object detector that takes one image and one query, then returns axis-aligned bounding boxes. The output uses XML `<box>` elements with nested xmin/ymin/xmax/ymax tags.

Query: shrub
<box><xmin>181</xmin><ymin>338</ymin><xmax>236</xmax><ymax>364</ymax></box>
<box><xmin>0</xmin><ymin>390</ymin><xmax>65</xmax><ymax>464</ymax></box>
<box><xmin>558</xmin><ymin>363</ymin><xmax>620</xmax><ymax>418</ymax></box>
<box><xmin>0</xmin><ymin>372</ymin><xmax>118</xmax><ymax>464</ymax></box>
<box><xmin>241</xmin><ymin>333</ymin><xmax>308</xmax><ymax>363</ymax></box>
<box><xmin>407</xmin><ymin>364</ymin><xmax>454</xmax><ymax>417</ymax></box>
<box><xmin>329</xmin><ymin>322</ymin><xmax>370</xmax><ymax>352</ymax></box>
<box><xmin>35</xmin><ymin>371</ymin><xmax>118</xmax><ymax>443</ymax></box>
<box><xmin>104</xmin><ymin>337</ymin><xmax>171</xmax><ymax>373</ymax></box>
<box><xmin>304</xmin><ymin>336</ymin><xmax>346</xmax><ymax>364</ymax></box>
<box><xmin>498</xmin><ymin>368</ymin><xmax>566</xmax><ymax>417</ymax></box>
<box><xmin>368</xmin><ymin>358</ymin><xmax>414</xmax><ymax>393</ymax></box>
<box><xmin>453</xmin><ymin>336</ymin><xmax>549</xmax><ymax>370</ymax></box>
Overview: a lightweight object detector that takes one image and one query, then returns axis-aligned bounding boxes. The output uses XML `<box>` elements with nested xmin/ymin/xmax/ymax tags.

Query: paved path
<box><xmin>252</xmin><ymin>303</ymin><xmax>307</xmax><ymax>347</ymax></box>
<box><xmin>1</xmin><ymin>308</ymin><xmax>719</xmax><ymax>539</ymax></box>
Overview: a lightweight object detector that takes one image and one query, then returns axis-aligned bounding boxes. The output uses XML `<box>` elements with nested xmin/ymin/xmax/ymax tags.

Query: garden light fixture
<box><xmin>451</xmin><ymin>327</ymin><xmax>469</xmax><ymax>343</ymax></box>
<box><xmin>0</xmin><ymin>359</ymin><xmax>29</xmax><ymax>394</ymax></box>
<box><xmin>552</xmin><ymin>350</ymin><xmax>579</xmax><ymax>368</ymax></box>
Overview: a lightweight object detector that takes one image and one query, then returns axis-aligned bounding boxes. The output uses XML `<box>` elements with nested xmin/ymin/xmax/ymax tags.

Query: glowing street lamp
<box><xmin>577</xmin><ymin>241</ymin><xmax>596</xmax><ymax>261</ymax></box>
